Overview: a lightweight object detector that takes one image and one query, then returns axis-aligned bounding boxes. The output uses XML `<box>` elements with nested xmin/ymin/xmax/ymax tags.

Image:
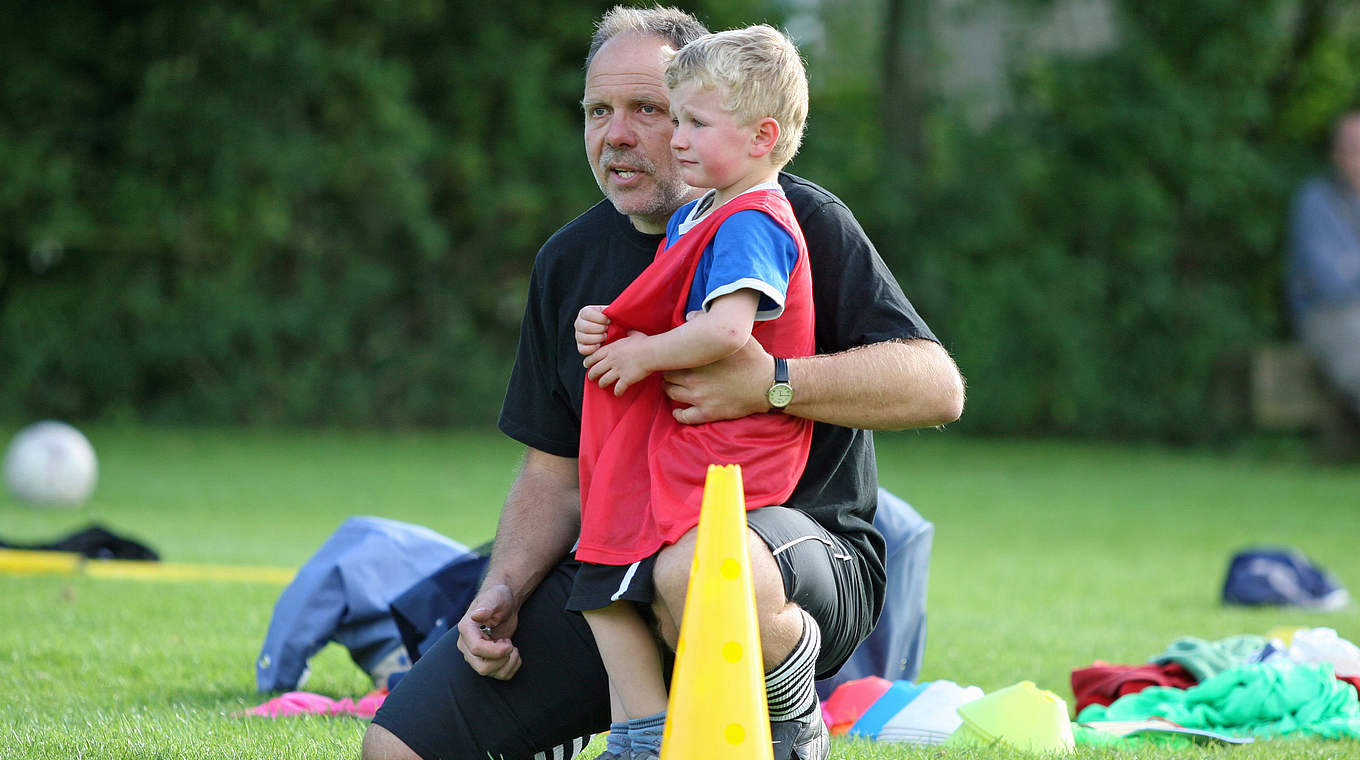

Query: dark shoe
<box><xmin>769</xmin><ymin>703</ymin><xmax>829</xmax><ymax>760</ymax></box>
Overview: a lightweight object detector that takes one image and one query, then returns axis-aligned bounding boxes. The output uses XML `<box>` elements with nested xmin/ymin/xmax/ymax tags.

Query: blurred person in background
<box><xmin>1288</xmin><ymin>109</ymin><xmax>1360</xmax><ymax>422</ymax></box>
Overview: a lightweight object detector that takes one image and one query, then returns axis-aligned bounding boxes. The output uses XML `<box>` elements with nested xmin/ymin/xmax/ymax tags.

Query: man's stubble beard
<box><xmin>596</xmin><ymin>148</ymin><xmax>699</xmax><ymax>228</ymax></box>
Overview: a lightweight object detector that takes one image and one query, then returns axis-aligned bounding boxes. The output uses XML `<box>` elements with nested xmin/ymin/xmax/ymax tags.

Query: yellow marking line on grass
<box><xmin>0</xmin><ymin>548</ymin><xmax>295</xmax><ymax>584</ymax></box>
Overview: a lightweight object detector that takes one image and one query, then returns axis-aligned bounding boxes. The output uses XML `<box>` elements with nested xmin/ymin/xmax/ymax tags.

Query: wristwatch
<box><xmin>766</xmin><ymin>356</ymin><xmax>794</xmax><ymax>410</ymax></box>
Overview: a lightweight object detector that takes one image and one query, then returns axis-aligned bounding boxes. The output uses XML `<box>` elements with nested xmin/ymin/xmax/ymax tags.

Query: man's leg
<box><xmin>814</xmin><ymin>488</ymin><xmax>933</xmax><ymax>699</ymax></box>
<box><xmin>364</xmin><ymin>561</ymin><xmax>608</xmax><ymax>760</ymax></box>
<box><xmin>1302</xmin><ymin>301</ymin><xmax>1360</xmax><ymax>416</ymax></box>
<box><xmin>649</xmin><ymin>528</ymin><xmax>804</xmax><ymax>666</ymax></box>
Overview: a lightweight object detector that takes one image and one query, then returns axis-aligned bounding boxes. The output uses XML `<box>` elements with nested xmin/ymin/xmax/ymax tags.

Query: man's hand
<box><xmin>584</xmin><ymin>330</ymin><xmax>652</xmax><ymax>395</ymax></box>
<box><xmin>662</xmin><ymin>337</ymin><xmax>773</xmax><ymax>424</ymax></box>
<box><xmin>456</xmin><ymin>584</ymin><xmax>523</xmax><ymax>680</ymax></box>
<box><xmin>575</xmin><ymin>305</ymin><xmax>610</xmax><ymax>357</ymax></box>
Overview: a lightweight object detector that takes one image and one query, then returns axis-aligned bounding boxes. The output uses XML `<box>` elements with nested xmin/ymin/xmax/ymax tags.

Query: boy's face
<box><xmin>582</xmin><ymin>32</ymin><xmax>698</xmax><ymax>234</ymax></box>
<box><xmin>668</xmin><ymin>80</ymin><xmax>761</xmax><ymax>195</ymax></box>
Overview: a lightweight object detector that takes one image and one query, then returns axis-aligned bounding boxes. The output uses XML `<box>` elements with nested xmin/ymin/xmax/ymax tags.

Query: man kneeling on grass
<box><xmin>362</xmin><ymin>6</ymin><xmax>963</xmax><ymax>760</ymax></box>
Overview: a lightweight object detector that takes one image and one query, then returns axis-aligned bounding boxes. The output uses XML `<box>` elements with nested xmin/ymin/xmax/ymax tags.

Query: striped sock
<box><xmin>764</xmin><ymin>608</ymin><xmax>821</xmax><ymax>721</ymax></box>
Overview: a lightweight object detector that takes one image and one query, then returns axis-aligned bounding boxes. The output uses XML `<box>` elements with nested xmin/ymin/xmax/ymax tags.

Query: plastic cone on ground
<box><xmin>947</xmin><ymin>680</ymin><xmax>1075</xmax><ymax>753</ymax></box>
<box><xmin>660</xmin><ymin>465</ymin><xmax>773</xmax><ymax>760</ymax></box>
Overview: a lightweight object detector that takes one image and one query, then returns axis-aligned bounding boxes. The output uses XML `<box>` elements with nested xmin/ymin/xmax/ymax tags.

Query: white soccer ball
<box><xmin>3</xmin><ymin>421</ymin><xmax>99</xmax><ymax>507</ymax></box>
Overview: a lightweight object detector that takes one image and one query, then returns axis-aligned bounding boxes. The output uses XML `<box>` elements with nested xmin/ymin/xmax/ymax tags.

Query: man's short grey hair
<box><xmin>586</xmin><ymin>5</ymin><xmax>709</xmax><ymax>69</ymax></box>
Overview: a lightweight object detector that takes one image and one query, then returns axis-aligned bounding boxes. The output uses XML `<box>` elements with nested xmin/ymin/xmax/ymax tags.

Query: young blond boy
<box><xmin>569</xmin><ymin>25</ymin><xmax>817</xmax><ymax>760</ymax></box>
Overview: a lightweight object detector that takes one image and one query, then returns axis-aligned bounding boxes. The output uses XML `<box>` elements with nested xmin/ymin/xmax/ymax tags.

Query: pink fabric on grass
<box><xmin>235</xmin><ymin>689</ymin><xmax>387</xmax><ymax>718</ymax></box>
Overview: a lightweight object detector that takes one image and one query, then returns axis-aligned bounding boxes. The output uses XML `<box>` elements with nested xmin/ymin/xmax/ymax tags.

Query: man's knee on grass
<box><xmin>361</xmin><ymin>723</ymin><xmax>422</xmax><ymax>760</ymax></box>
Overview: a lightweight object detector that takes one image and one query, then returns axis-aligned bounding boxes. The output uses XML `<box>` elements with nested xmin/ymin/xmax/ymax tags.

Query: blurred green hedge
<box><xmin>2</xmin><ymin>0</ymin><xmax>1357</xmax><ymax>440</ymax></box>
<box><xmin>802</xmin><ymin>0</ymin><xmax>1360</xmax><ymax>441</ymax></box>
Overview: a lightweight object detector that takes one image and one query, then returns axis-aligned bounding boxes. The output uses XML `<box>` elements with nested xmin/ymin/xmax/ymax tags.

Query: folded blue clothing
<box><xmin>1222</xmin><ymin>548</ymin><xmax>1349</xmax><ymax>610</ymax></box>
<box><xmin>255</xmin><ymin>516</ymin><xmax>475</xmax><ymax>692</ymax></box>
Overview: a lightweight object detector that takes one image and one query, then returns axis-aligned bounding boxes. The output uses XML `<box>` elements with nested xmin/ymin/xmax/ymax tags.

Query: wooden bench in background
<box><xmin>1249</xmin><ymin>343</ymin><xmax>1359</xmax><ymax>459</ymax></box>
<box><xmin>1250</xmin><ymin>343</ymin><xmax>1331</xmax><ymax>429</ymax></box>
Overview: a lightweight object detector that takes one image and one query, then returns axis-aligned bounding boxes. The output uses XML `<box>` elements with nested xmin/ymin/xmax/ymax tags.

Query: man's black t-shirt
<box><xmin>498</xmin><ymin>172</ymin><xmax>938</xmax><ymax>630</ymax></box>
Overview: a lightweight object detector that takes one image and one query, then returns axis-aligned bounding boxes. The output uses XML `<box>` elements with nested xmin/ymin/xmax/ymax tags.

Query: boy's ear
<box><xmin>749</xmin><ymin>117</ymin><xmax>780</xmax><ymax>160</ymax></box>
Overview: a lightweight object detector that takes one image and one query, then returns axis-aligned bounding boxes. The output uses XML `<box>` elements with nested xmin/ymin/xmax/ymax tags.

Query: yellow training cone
<box><xmin>660</xmin><ymin>464</ymin><xmax>773</xmax><ymax>760</ymax></box>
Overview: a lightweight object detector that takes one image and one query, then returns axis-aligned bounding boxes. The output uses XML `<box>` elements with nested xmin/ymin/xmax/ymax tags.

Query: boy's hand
<box><xmin>575</xmin><ymin>305</ymin><xmax>610</xmax><ymax>356</ymax></box>
<box><xmin>584</xmin><ymin>331</ymin><xmax>652</xmax><ymax>395</ymax></box>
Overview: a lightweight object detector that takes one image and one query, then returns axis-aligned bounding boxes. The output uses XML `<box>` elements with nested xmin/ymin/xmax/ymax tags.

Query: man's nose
<box><xmin>605</xmin><ymin>113</ymin><xmax>637</xmax><ymax>149</ymax></box>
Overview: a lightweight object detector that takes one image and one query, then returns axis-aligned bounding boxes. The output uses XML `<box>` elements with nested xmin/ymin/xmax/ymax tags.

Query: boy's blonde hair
<box><xmin>665</xmin><ymin>24</ymin><xmax>809</xmax><ymax>167</ymax></box>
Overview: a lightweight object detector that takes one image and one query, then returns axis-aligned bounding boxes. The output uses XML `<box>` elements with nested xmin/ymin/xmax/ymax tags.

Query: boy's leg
<box><xmin>583</xmin><ymin>602</ymin><xmax>670</xmax><ymax>720</ymax></box>
<box><xmin>595</xmin><ymin>684</ymin><xmax>633</xmax><ymax>760</ymax></box>
<box><xmin>584</xmin><ymin>602</ymin><xmax>669</xmax><ymax>759</ymax></box>
<box><xmin>368</xmin><ymin>561</ymin><xmax>608</xmax><ymax>760</ymax></box>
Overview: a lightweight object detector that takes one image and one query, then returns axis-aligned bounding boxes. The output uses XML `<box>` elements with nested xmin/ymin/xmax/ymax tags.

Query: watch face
<box><xmin>768</xmin><ymin>383</ymin><xmax>794</xmax><ymax>408</ymax></box>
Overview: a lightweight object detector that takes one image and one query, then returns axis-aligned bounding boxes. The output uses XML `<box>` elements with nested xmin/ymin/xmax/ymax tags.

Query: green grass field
<box><xmin>2</xmin><ymin>425</ymin><xmax>1358</xmax><ymax>759</ymax></box>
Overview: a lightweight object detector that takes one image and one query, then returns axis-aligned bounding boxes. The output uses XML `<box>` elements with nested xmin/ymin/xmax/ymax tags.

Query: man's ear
<box><xmin>749</xmin><ymin>117</ymin><xmax>780</xmax><ymax>159</ymax></box>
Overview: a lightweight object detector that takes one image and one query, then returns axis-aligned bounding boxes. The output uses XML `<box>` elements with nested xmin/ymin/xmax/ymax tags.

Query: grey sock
<box><xmin>626</xmin><ymin>710</ymin><xmax>666</xmax><ymax>756</ymax></box>
<box><xmin>603</xmin><ymin>721</ymin><xmax>630</xmax><ymax>757</ymax></box>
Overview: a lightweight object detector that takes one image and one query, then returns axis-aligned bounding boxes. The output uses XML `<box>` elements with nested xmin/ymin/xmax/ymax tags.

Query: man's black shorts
<box><xmin>370</xmin><ymin>506</ymin><xmax>875</xmax><ymax>760</ymax></box>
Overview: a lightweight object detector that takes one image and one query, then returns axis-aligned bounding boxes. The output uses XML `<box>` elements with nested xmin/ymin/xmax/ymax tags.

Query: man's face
<box><xmin>583</xmin><ymin>33</ymin><xmax>699</xmax><ymax>234</ymax></box>
<box><xmin>1335</xmin><ymin>115</ymin><xmax>1360</xmax><ymax>193</ymax></box>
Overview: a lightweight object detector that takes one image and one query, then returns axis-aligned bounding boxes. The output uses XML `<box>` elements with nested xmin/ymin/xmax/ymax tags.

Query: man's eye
<box><xmin>588</xmin><ymin>106</ymin><xmax>607</xmax><ymax>117</ymax></box>
<box><xmin>640</xmin><ymin>104</ymin><xmax>659</xmax><ymax>114</ymax></box>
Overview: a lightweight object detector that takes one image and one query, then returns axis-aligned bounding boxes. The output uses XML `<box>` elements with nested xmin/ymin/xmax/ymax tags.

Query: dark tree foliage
<box><xmin>844</xmin><ymin>0</ymin><xmax>1360</xmax><ymax>441</ymax></box>
<box><xmin>0</xmin><ymin>0</ymin><xmax>769</xmax><ymax>426</ymax></box>
<box><xmin>2</xmin><ymin>0</ymin><xmax>1356</xmax><ymax>440</ymax></box>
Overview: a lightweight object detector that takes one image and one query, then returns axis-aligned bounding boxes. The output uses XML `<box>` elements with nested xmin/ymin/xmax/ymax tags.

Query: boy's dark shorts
<box><xmin>370</xmin><ymin>505</ymin><xmax>874</xmax><ymax>760</ymax></box>
<box><xmin>565</xmin><ymin>554</ymin><xmax>658</xmax><ymax>612</ymax></box>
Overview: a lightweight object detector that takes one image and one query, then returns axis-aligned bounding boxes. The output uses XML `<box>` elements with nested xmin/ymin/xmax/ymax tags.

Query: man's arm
<box><xmin>1291</xmin><ymin>181</ymin><xmax>1360</xmax><ymax>301</ymax></box>
<box><xmin>786</xmin><ymin>339</ymin><xmax>965</xmax><ymax>429</ymax></box>
<box><xmin>456</xmin><ymin>447</ymin><xmax>580</xmax><ymax>680</ymax></box>
<box><xmin>663</xmin><ymin>337</ymin><xmax>964</xmax><ymax>430</ymax></box>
